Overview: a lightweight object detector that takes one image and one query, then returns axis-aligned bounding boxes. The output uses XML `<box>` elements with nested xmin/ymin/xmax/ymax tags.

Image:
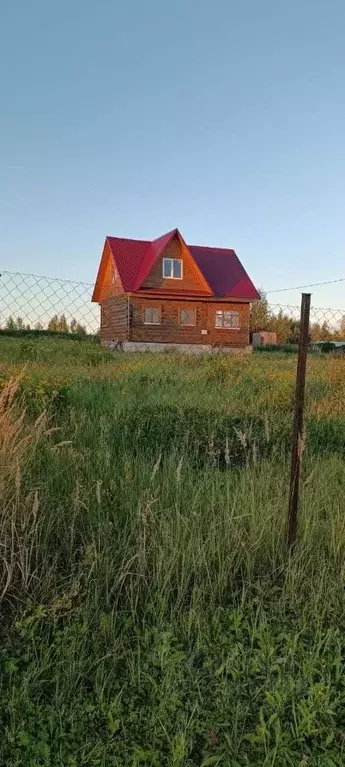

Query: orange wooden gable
<box><xmin>139</xmin><ymin>230</ymin><xmax>212</xmax><ymax>295</ymax></box>
<box><xmin>91</xmin><ymin>240</ymin><xmax>124</xmax><ymax>303</ymax></box>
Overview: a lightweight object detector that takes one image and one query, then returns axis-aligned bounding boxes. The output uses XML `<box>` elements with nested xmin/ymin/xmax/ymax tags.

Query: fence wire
<box><xmin>0</xmin><ymin>270</ymin><xmax>344</xmax><ymax>341</ymax></box>
<box><xmin>0</xmin><ymin>270</ymin><xmax>99</xmax><ymax>334</ymax></box>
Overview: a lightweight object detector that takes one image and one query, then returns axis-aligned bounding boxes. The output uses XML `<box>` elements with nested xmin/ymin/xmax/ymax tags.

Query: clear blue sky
<box><xmin>1</xmin><ymin>0</ymin><xmax>344</xmax><ymax>307</ymax></box>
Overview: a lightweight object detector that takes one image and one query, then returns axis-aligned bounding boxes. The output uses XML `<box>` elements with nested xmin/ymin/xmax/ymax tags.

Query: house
<box><xmin>92</xmin><ymin>228</ymin><xmax>260</xmax><ymax>351</ymax></box>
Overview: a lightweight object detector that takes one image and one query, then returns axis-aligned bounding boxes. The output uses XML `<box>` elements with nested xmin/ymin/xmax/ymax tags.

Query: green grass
<box><xmin>1</xmin><ymin>336</ymin><xmax>345</xmax><ymax>765</ymax></box>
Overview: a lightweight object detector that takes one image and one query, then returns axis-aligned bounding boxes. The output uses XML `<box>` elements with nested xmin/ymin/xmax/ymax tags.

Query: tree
<box><xmin>70</xmin><ymin>318</ymin><xmax>86</xmax><ymax>335</ymax></box>
<box><xmin>269</xmin><ymin>309</ymin><xmax>295</xmax><ymax>344</ymax></box>
<box><xmin>338</xmin><ymin>315</ymin><xmax>345</xmax><ymax>338</ymax></box>
<box><xmin>5</xmin><ymin>316</ymin><xmax>16</xmax><ymax>330</ymax></box>
<box><xmin>309</xmin><ymin>321</ymin><xmax>334</xmax><ymax>342</ymax></box>
<box><xmin>5</xmin><ymin>316</ymin><xmax>30</xmax><ymax>331</ymax></box>
<box><xmin>34</xmin><ymin>321</ymin><xmax>44</xmax><ymax>331</ymax></box>
<box><xmin>47</xmin><ymin>315</ymin><xmax>58</xmax><ymax>331</ymax></box>
<box><xmin>48</xmin><ymin>314</ymin><xmax>69</xmax><ymax>333</ymax></box>
<box><xmin>250</xmin><ymin>290</ymin><xmax>271</xmax><ymax>333</ymax></box>
<box><xmin>286</xmin><ymin>320</ymin><xmax>301</xmax><ymax>344</ymax></box>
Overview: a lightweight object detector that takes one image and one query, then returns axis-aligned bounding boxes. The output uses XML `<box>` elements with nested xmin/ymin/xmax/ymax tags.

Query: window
<box><xmin>111</xmin><ymin>266</ymin><xmax>118</xmax><ymax>284</ymax></box>
<box><xmin>101</xmin><ymin>306</ymin><xmax>110</xmax><ymax>327</ymax></box>
<box><xmin>179</xmin><ymin>309</ymin><xmax>196</xmax><ymax>326</ymax></box>
<box><xmin>214</xmin><ymin>310</ymin><xmax>240</xmax><ymax>329</ymax></box>
<box><xmin>144</xmin><ymin>307</ymin><xmax>160</xmax><ymax>324</ymax></box>
<box><xmin>163</xmin><ymin>258</ymin><xmax>182</xmax><ymax>279</ymax></box>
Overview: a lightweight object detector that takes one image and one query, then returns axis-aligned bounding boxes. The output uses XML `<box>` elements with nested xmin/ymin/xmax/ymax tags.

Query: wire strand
<box><xmin>266</xmin><ymin>277</ymin><xmax>345</xmax><ymax>294</ymax></box>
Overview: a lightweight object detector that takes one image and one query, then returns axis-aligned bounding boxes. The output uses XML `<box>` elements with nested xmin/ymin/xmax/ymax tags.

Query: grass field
<box><xmin>1</xmin><ymin>335</ymin><xmax>345</xmax><ymax>766</ymax></box>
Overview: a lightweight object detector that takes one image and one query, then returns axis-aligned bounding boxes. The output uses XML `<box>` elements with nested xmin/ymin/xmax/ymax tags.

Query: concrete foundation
<box><xmin>104</xmin><ymin>340</ymin><xmax>252</xmax><ymax>355</ymax></box>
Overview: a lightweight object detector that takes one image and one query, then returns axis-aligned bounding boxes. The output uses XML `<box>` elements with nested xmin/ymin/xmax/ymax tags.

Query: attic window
<box><xmin>214</xmin><ymin>310</ymin><xmax>240</xmax><ymax>329</ymax></box>
<box><xmin>163</xmin><ymin>258</ymin><xmax>182</xmax><ymax>279</ymax></box>
<box><xmin>111</xmin><ymin>267</ymin><xmax>118</xmax><ymax>284</ymax></box>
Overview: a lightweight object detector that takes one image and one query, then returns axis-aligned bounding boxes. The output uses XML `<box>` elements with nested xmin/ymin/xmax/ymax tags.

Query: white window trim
<box><xmin>179</xmin><ymin>308</ymin><xmax>196</xmax><ymax>326</ymax></box>
<box><xmin>143</xmin><ymin>307</ymin><xmax>161</xmax><ymax>325</ymax></box>
<box><xmin>162</xmin><ymin>257</ymin><xmax>183</xmax><ymax>280</ymax></box>
<box><xmin>214</xmin><ymin>310</ymin><xmax>240</xmax><ymax>330</ymax></box>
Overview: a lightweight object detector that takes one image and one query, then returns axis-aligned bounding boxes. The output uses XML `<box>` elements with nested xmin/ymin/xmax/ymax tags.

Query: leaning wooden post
<box><xmin>287</xmin><ymin>293</ymin><xmax>311</xmax><ymax>551</ymax></box>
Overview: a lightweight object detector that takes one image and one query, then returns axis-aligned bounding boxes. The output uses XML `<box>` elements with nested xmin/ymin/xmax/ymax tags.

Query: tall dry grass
<box><xmin>0</xmin><ymin>377</ymin><xmax>47</xmax><ymax>599</ymax></box>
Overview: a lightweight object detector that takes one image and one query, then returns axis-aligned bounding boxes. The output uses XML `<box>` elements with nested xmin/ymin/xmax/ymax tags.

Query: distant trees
<box><xmin>251</xmin><ymin>296</ymin><xmax>344</xmax><ymax>344</ymax></box>
<box><xmin>69</xmin><ymin>318</ymin><xmax>86</xmax><ymax>335</ymax></box>
<box><xmin>250</xmin><ymin>290</ymin><xmax>270</xmax><ymax>333</ymax></box>
<box><xmin>47</xmin><ymin>315</ymin><xmax>86</xmax><ymax>334</ymax></box>
<box><xmin>47</xmin><ymin>314</ymin><xmax>70</xmax><ymax>332</ymax></box>
<box><xmin>5</xmin><ymin>316</ymin><xmax>30</xmax><ymax>331</ymax></box>
<box><xmin>339</xmin><ymin>315</ymin><xmax>345</xmax><ymax>337</ymax></box>
<box><xmin>250</xmin><ymin>296</ymin><xmax>297</xmax><ymax>342</ymax></box>
<box><xmin>3</xmin><ymin>315</ymin><xmax>86</xmax><ymax>334</ymax></box>
<box><xmin>309</xmin><ymin>321</ymin><xmax>332</xmax><ymax>342</ymax></box>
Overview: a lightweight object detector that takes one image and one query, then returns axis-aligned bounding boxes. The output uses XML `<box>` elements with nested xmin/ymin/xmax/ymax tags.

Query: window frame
<box><xmin>143</xmin><ymin>306</ymin><xmax>161</xmax><ymax>325</ymax></box>
<box><xmin>179</xmin><ymin>308</ymin><xmax>196</xmax><ymax>326</ymax></box>
<box><xmin>162</xmin><ymin>257</ymin><xmax>183</xmax><ymax>280</ymax></box>
<box><xmin>214</xmin><ymin>309</ymin><xmax>240</xmax><ymax>329</ymax></box>
<box><xmin>101</xmin><ymin>305</ymin><xmax>110</xmax><ymax>328</ymax></box>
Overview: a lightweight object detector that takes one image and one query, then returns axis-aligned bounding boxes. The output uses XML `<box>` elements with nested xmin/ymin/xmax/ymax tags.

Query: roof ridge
<box><xmin>107</xmin><ymin>235</ymin><xmax>151</xmax><ymax>244</ymax></box>
<box><xmin>189</xmin><ymin>243</ymin><xmax>235</xmax><ymax>253</ymax></box>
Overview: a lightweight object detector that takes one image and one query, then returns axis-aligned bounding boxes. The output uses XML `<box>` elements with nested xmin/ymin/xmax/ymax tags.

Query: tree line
<box><xmin>4</xmin><ymin>315</ymin><xmax>87</xmax><ymax>334</ymax></box>
<box><xmin>250</xmin><ymin>292</ymin><xmax>345</xmax><ymax>343</ymax></box>
<box><xmin>3</xmin><ymin>300</ymin><xmax>344</xmax><ymax>343</ymax></box>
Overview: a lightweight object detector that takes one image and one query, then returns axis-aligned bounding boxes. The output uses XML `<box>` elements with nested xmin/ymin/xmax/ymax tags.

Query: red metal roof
<box><xmin>99</xmin><ymin>230</ymin><xmax>260</xmax><ymax>300</ymax></box>
<box><xmin>189</xmin><ymin>244</ymin><xmax>260</xmax><ymax>299</ymax></box>
<box><xmin>106</xmin><ymin>236</ymin><xmax>149</xmax><ymax>292</ymax></box>
<box><xmin>132</xmin><ymin>228</ymin><xmax>178</xmax><ymax>290</ymax></box>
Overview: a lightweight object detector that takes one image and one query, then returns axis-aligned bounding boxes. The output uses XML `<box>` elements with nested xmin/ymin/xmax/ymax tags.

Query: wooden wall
<box><xmin>100</xmin><ymin>295</ymin><xmax>129</xmax><ymax>345</ymax></box>
<box><xmin>99</xmin><ymin>293</ymin><xmax>250</xmax><ymax>347</ymax></box>
<box><xmin>129</xmin><ymin>296</ymin><xmax>250</xmax><ymax>346</ymax></box>
<box><xmin>141</xmin><ymin>237</ymin><xmax>208</xmax><ymax>293</ymax></box>
<box><xmin>97</xmin><ymin>241</ymin><xmax>124</xmax><ymax>302</ymax></box>
<box><xmin>206</xmin><ymin>301</ymin><xmax>250</xmax><ymax>347</ymax></box>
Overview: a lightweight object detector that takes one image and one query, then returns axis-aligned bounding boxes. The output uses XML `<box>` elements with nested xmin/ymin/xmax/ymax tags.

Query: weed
<box><xmin>0</xmin><ymin>337</ymin><xmax>345</xmax><ymax>764</ymax></box>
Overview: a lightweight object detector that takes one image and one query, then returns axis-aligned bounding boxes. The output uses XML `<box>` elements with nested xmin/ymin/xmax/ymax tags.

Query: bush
<box><xmin>321</xmin><ymin>341</ymin><xmax>336</xmax><ymax>354</ymax></box>
<box><xmin>254</xmin><ymin>344</ymin><xmax>298</xmax><ymax>354</ymax></box>
<box><xmin>0</xmin><ymin>328</ymin><xmax>98</xmax><ymax>342</ymax></box>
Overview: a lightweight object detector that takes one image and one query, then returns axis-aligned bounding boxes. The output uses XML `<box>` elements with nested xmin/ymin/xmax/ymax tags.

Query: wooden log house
<box><xmin>92</xmin><ymin>228</ymin><xmax>260</xmax><ymax>350</ymax></box>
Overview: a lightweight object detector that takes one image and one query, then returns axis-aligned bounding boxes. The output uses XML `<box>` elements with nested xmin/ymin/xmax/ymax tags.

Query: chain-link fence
<box><xmin>0</xmin><ymin>270</ymin><xmax>99</xmax><ymax>335</ymax></box>
<box><xmin>252</xmin><ymin>301</ymin><xmax>345</xmax><ymax>343</ymax></box>
<box><xmin>0</xmin><ymin>269</ymin><xmax>344</xmax><ymax>342</ymax></box>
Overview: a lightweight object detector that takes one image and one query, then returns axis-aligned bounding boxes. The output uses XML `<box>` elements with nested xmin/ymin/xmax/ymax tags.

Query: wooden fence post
<box><xmin>287</xmin><ymin>293</ymin><xmax>311</xmax><ymax>550</ymax></box>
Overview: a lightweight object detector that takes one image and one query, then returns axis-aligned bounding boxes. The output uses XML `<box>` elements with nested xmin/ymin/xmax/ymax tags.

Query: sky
<box><xmin>1</xmin><ymin>0</ymin><xmax>345</xmax><ymax>308</ymax></box>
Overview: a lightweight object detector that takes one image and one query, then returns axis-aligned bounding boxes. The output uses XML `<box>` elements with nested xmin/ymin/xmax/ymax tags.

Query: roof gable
<box><xmin>134</xmin><ymin>229</ymin><xmax>212</xmax><ymax>294</ymax></box>
<box><xmin>133</xmin><ymin>229</ymin><xmax>176</xmax><ymax>290</ymax></box>
<box><xmin>92</xmin><ymin>240</ymin><xmax>125</xmax><ymax>302</ymax></box>
<box><xmin>92</xmin><ymin>230</ymin><xmax>260</xmax><ymax>302</ymax></box>
<box><xmin>107</xmin><ymin>236</ymin><xmax>149</xmax><ymax>292</ymax></box>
